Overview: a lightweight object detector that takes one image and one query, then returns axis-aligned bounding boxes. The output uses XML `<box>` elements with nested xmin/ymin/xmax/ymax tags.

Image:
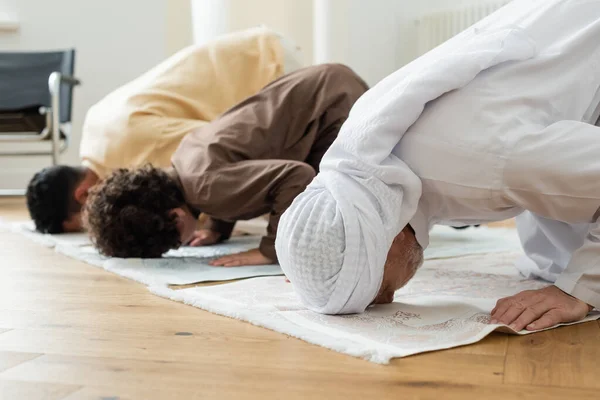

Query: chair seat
<box><xmin>0</xmin><ymin>106</ymin><xmax>66</xmax><ymax>139</ymax></box>
<box><xmin>0</xmin><ymin>130</ymin><xmax>67</xmax><ymax>139</ymax></box>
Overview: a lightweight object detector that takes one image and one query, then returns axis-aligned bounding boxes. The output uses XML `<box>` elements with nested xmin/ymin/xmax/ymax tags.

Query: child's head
<box><xmin>26</xmin><ymin>165</ymin><xmax>99</xmax><ymax>233</ymax></box>
<box><xmin>84</xmin><ymin>165</ymin><xmax>190</xmax><ymax>258</ymax></box>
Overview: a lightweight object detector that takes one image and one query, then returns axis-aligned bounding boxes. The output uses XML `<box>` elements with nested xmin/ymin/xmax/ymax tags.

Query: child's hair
<box><xmin>26</xmin><ymin>165</ymin><xmax>85</xmax><ymax>233</ymax></box>
<box><xmin>84</xmin><ymin>165</ymin><xmax>185</xmax><ymax>258</ymax></box>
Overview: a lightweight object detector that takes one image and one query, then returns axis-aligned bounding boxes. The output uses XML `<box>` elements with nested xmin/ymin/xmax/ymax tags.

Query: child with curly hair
<box><xmin>84</xmin><ymin>64</ymin><xmax>368</xmax><ymax>265</ymax></box>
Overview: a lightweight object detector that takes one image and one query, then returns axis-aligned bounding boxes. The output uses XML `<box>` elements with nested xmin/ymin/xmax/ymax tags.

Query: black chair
<box><xmin>0</xmin><ymin>49</ymin><xmax>81</xmax><ymax>165</ymax></box>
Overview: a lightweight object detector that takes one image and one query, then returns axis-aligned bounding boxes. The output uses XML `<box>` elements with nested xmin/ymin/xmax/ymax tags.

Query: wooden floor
<box><xmin>0</xmin><ymin>197</ymin><xmax>599</xmax><ymax>400</ymax></box>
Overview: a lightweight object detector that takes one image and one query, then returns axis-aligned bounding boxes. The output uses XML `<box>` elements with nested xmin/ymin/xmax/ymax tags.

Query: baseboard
<box><xmin>0</xmin><ymin>189</ymin><xmax>26</xmax><ymax>196</ymax></box>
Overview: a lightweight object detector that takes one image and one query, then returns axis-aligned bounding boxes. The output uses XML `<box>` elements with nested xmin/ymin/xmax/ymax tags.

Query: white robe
<box><xmin>276</xmin><ymin>0</ymin><xmax>600</xmax><ymax>314</ymax></box>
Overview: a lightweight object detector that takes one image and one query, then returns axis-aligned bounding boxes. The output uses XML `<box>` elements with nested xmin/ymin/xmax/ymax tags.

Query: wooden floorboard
<box><xmin>504</xmin><ymin>322</ymin><xmax>600</xmax><ymax>389</ymax></box>
<box><xmin>0</xmin><ymin>378</ymin><xmax>80</xmax><ymax>400</ymax></box>
<box><xmin>1</xmin><ymin>197</ymin><xmax>598</xmax><ymax>399</ymax></box>
<box><xmin>0</xmin><ymin>351</ymin><xmax>42</xmax><ymax>373</ymax></box>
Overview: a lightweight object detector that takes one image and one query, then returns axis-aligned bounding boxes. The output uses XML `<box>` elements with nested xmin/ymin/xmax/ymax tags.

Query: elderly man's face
<box><xmin>371</xmin><ymin>225</ymin><xmax>423</xmax><ymax>305</ymax></box>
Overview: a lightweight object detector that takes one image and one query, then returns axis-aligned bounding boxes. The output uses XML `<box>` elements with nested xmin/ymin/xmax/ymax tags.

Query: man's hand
<box><xmin>490</xmin><ymin>285</ymin><xmax>592</xmax><ymax>331</ymax></box>
<box><xmin>209</xmin><ymin>248</ymin><xmax>273</xmax><ymax>267</ymax></box>
<box><xmin>187</xmin><ymin>229</ymin><xmax>221</xmax><ymax>247</ymax></box>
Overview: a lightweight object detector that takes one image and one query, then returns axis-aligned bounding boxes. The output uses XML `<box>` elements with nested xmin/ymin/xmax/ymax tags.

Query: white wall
<box><xmin>395</xmin><ymin>0</ymin><xmax>498</xmax><ymax>67</ymax></box>
<box><xmin>230</xmin><ymin>0</ymin><xmax>314</xmax><ymax>67</ymax></box>
<box><xmin>313</xmin><ymin>0</ymin><xmax>495</xmax><ymax>86</ymax></box>
<box><xmin>191</xmin><ymin>0</ymin><xmax>232</xmax><ymax>47</ymax></box>
<box><xmin>167</xmin><ymin>0</ymin><xmax>194</xmax><ymax>56</ymax></box>
<box><xmin>192</xmin><ymin>0</ymin><xmax>491</xmax><ymax>87</ymax></box>
<box><xmin>191</xmin><ymin>0</ymin><xmax>314</xmax><ymax>67</ymax></box>
<box><xmin>0</xmin><ymin>0</ymin><xmax>192</xmax><ymax>191</ymax></box>
<box><xmin>347</xmin><ymin>0</ymin><xmax>407</xmax><ymax>85</ymax></box>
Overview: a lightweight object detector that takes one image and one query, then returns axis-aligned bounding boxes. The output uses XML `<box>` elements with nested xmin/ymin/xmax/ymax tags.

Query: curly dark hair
<box><xmin>84</xmin><ymin>165</ymin><xmax>186</xmax><ymax>258</ymax></box>
<box><xmin>26</xmin><ymin>166</ymin><xmax>85</xmax><ymax>233</ymax></box>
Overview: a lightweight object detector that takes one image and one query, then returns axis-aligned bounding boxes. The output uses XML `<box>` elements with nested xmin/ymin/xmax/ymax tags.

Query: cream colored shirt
<box><xmin>80</xmin><ymin>26</ymin><xmax>289</xmax><ymax>179</ymax></box>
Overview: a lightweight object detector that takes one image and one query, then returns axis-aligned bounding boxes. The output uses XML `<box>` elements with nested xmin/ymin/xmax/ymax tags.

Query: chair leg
<box><xmin>50</xmin><ymin>138</ymin><xmax>58</xmax><ymax>166</ymax></box>
<box><xmin>49</xmin><ymin>72</ymin><xmax>62</xmax><ymax>166</ymax></box>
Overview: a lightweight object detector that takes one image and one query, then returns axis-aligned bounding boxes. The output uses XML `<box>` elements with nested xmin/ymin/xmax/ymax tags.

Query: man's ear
<box><xmin>73</xmin><ymin>184</ymin><xmax>88</xmax><ymax>205</ymax></box>
<box><xmin>73</xmin><ymin>170</ymin><xmax>100</xmax><ymax>205</ymax></box>
<box><xmin>169</xmin><ymin>208</ymin><xmax>185</xmax><ymax>230</ymax></box>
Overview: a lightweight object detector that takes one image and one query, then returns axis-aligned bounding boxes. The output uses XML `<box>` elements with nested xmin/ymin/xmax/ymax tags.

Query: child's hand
<box><xmin>209</xmin><ymin>248</ymin><xmax>273</xmax><ymax>267</ymax></box>
<box><xmin>188</xmin><ymin>229</ymin><xmax>221</xmax><ymax>246</ymax></box>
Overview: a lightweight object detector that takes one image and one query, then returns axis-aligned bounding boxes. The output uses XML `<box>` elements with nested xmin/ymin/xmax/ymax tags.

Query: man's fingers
<box><xmin>490</xmin><ymin>299</ymin><xmax>513</xmax><ymax>323</ymax></box>
<box><xmin>527</xmin><ymin>310</ymin><xmax>562</xmax><ymax>331</ymax></box>
<box><xmin>505</xmin><ymin>302</ymin><xmax>547</xmax><ymax>332</ymax></box>
<box><xmin>210</xmin><ymin>256</ymin><xmax>247</xmax><ymax>267</ymax></box>
<box><xmin>492</xmin><ymin>287</ymin><xmax>590</xmax><ymax>331</ymax></box>
<box><xmin>209</xmin><ymin>249</ymin><xmax>265</xmax><ymax>267</ymax></box>
<box><xmin>189</xmin><ymin>232</ymin><xmax>211</xmax><ymax>246</ymax></box>
<box><xmin>209</xmin><ymin>257</ymin><xmax>231</xmax><ymax>266</ymax></box>
<box><xmin>491</xmin><ymin>294</ymin><xmax>526</xmax><ymax>319</ymax></box>
<box><xmin>494</xmin><ymin>296</ymin><xmax>540</xmax><ymax>326</ymax></box>
<box><xmin>491</xmin><ymin>300</ymin><xmax>505</xmax><ymax>318</ymax></box>
<box><xmin>491</xmin><ymin>291</ymin><xmax>540</xmax><ymax>324</ymax></box>
<box><xmin>189</xmin><ymin>238</ymin><xmax>206</xmax><ymax>247</ymax></box>
<box><xmin>495</xmin><ymin>301</ymin><xmax>529</xmax><ymax>327</ymax></box>
<box><xmin>223</xmin><ymin>260</ymin><xmax>244</xmax><ymax>267</ymax></box>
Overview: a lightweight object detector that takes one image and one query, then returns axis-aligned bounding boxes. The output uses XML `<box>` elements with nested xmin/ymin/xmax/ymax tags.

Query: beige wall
<box><xmin>228</xmin><ymin>0</ymin><xmax>313</xmax><ymax>65</ymax></box>
<box><xmin>190</xmin><ymin>0</ymin><xmax>313</xmax><ymax>66</ymax></box>
<box><xmin>166</xmin><ymin>0</ymin><xmax>194</xmax><ymax>55</ymax></box>
<box><xmin>312</xmin><ymin>0</ymin><xmax>504</xmax><ymax>85</ymax></box>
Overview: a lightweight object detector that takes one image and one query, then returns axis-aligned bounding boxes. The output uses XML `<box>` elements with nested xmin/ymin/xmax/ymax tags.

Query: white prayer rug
<box><xmin>3</xmin><ymin>220</ymin><xmax>282</xmax><ymax>285</ymax></box>
<box><xmin>150</xmin><ymin>252</ymin><xmax>600</xmax><ymax>363</ymax></box>
<box><xmin>5</xmin><ymin>220</ymin><xmax>522</xmax><ymax>285</ymax></box>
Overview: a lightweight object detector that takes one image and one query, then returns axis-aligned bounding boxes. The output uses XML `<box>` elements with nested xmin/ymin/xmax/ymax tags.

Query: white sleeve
<box><xmin>506</xmin><ymin>120</ymin><xmax>600</xmax><ymax>309</ymax></box>
<box><xmin>321</xmin><ymin>26</ymin><xmax>536</xmax><ymax>171</ymax></box>
<box><xmin>517</xmin><ymin>209</ymin><xmax>600</xmax><ymax>311</ymax></box>
<box><xmin>555</xmin><ymin>224</ymin><xmax>600</xmax><ymax>309</ymax></box>
<box><xmin>516</xmin><ymin>211</ymin><xmax>589</xmax><ymax>282</ymax></box>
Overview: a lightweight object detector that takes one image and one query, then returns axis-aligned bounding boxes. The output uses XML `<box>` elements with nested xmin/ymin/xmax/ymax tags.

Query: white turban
<box><xmin>276</xmin><ymin>22</ymin><xmax>537</xmax><ymax>314</ymax></box>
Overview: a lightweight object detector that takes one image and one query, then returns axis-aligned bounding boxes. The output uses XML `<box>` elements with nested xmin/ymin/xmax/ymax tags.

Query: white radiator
<box><xmin>415</xmin><ymin>1</ymin><xmax>512</xmax><ymax>56</ymax></box>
